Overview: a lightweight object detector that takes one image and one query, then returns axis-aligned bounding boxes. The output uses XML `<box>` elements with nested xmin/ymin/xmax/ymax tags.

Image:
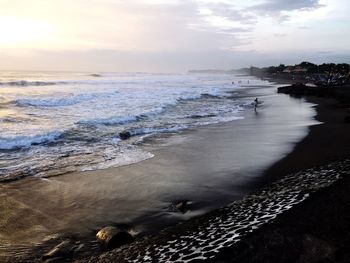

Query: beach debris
<box><xmin>41</xmin><ymin>240</ymin><xmax>75</xmax><ymax>262</ymax></box>
<box><xmin>96</xmin><ymin>226</ymin><xmax>134</xmax><ymax>251</ymax></box>
<box><xmin>119</xmin><ymin>131</ymin><xmax>131</xmax><ymax>140</ymax></box>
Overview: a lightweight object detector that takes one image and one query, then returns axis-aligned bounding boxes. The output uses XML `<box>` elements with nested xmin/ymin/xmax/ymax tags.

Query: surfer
<box><xmin>253</xmin><ymin>98</ymin><xmax>259</xmax><ymax>111</ymax></box>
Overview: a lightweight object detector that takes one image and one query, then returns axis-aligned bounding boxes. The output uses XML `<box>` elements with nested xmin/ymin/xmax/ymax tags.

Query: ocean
<box><xmin>0</xmin><ymin>71</ymin><xmax>257</xmax><ymax>182</ymax></box>
<box><xmin>0</xmin><ymin>71</ymin><xmax>321</xmax><ymax>261</ymax></box>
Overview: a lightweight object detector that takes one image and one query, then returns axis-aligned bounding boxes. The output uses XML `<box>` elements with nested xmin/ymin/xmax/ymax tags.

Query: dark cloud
<box><xmin>252</xmin><ymin>0</ymin><xmax>323</xmax><ymax>13</ymax></box>
<box><xmin>249</xmin><ymin>0</ymin><xmax>324</xmax><ymax>21</ymax></box>
<box><xmin>204</xmin><ymin>0</ymin><xmax>324</xmax><ymax>24</ymax></box>
<box><xmin>205</xmin><ymin>3</ymin><xmax>257</xmax><ymax>25</ymax></box>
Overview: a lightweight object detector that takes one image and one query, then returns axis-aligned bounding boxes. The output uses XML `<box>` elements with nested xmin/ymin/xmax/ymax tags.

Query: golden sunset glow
<box><xmin>0</xmin><ymin>16</ymin><xmax>53</xmax><ymax>47</ymax></box>
<box><xmin>0</xmin><ymin>0</ymin><xmax>348</xmax><ymax>71</ymax></box>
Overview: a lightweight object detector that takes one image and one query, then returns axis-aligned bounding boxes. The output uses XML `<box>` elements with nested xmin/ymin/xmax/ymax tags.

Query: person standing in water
<box><xmin>254</xmin><ymin>98</ymin><xmax>259</xmax><ymax>111</ymax></box>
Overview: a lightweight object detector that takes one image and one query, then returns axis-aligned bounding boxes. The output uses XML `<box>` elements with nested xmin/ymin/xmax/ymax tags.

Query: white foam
<box><xmin>0</xmin><ymin>131</ymin><xmax>62</xmax><ymax>150</ymax></box>
<box><xmin>15</xmin><ymin>92</ymin><xmax>117</xmax><ymax>107</ymax></box>
<box><xmin>81</xmin><ymin>148</ymin><xmax>154</xmax><ymax>171</ymax></box>
<box><xmin>78</xmin><ymin>115</ymin><xmax>139</xmax><ymax>126</ymax></box>
<box><xmin>130</xmin><ymin>125</ymin><xmax>188</xmax><ymax>137</ymax></box>
<box><xmin>0</xmin><ymin>72</ymin><xmax>253</xmax><ymax>179</ymax></box>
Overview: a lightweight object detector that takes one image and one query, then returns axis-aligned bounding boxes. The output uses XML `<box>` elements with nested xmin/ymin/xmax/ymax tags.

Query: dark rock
<box><xmin>42</xmin><ymin>240</ymin><xmax>75</xmax><ymax>261</ymax></box>
<box><xmin>277</xmin><ymin>83</ymin><xmax>308</xmax><ymax>96</ymax></box>
<box><xmin>200</xmin><ymin>93</ymin><xmax>218</xmax><ymax>99</ymax></box>
<box><xmin>96</xmin><ymin>226</ymin><xmax>134</xmax><ymax>251</ymax></box>
<box><xmin>174</xmin><ymin>200</ymin><xmax>189</xmax><ymax>213</ymax></box>
<box><xmin>119</xmin><ymin>131</ymin><xmax>131</xmax><ymax>140</ymax></box>
<box><xmin>277</xmin><ymin>82</ymin><xmax>341</xmax><ymax>98</ymax></box>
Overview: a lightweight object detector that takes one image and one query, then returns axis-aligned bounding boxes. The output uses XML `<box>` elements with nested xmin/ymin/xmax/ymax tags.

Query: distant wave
<box><xmin>15</xmin><ymin>92</ymin><xmax>118</xmax><ymax>107</ymax></box>
<box><xmin>77</xmin><ymin>106</ymin><xmax>166</xmax><ymax>127</ymax></box>
<box><xmin>0</xmin><ymin>131</ymin><xmax>62</xmax><ymax>150</ymax></box>
<box><xmin>76</xmin><ymin>90</ymin><xmax>227</xmax><ymax>128</ymax></box>
<box><xmin>0</xmin><ymin>79</ymin><xmax>182</xmax><ymax>87</ymax></box>
<box><xmin>88</xmin><ymin>73</ymin><xmax>103</xmax><ymax>77</ymax></box>
<box><xmin>187</xmin><ymin>113</ymin><xmax>217</xmax><ymax>119</ymax></box>
<box><xmin>77</xmin><ymin>92</ymin><xmax>221</xmax><ymax>127</ymax></box>
<box><xmin>0</xmin><ymin>80</ymin><xmax>58</xmax><ymax>87</ymax></box>
<box><xmin>0</xmin><ymin>116</ymin><xmax>29</xmax><ymax>123</ymax></box>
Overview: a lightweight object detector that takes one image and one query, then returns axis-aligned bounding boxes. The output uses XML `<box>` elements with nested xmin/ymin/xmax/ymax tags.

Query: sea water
<box><xmin>0</xmin><ymin>71</ymin><xmax>320</xmax><ymax>261</ymax></box>
<box><xmin>0</xmin><ymin>71</ymin><xmax>257</xmax><ymax>182</ymax></box>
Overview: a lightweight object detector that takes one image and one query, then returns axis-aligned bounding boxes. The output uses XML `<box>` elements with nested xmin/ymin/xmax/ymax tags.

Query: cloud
<box><xmin>249</xmin><ymin>0</ymin><xmax>325</xmax><ymax>22</ymax></box>
<box><xmin>252</xmin><ymin>0</ymin><xmax>323</xmax><ymax>13</ymax></box>
<box><xmin>204</xmin><ymin>3</ymin><xmax>257</xmax><ymax>25</ymax></box>
<box><xmin>0</xmin><ymin>0</ymin><xmax>348</xmax><ymax>71</ymax></box>
<box><xmin>200</xmin><ymin>0</ymin><xmax>324</xmax><ymax>25</ymax></box>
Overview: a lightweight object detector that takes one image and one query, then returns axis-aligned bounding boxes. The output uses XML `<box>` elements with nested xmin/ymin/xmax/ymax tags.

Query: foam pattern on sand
<box><xmin>88</xmin><ymin>159</ymin><xmax>350</xmax><ymax>263</ymax></box>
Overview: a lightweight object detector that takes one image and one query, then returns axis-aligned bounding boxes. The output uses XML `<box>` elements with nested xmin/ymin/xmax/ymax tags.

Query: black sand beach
<box><xmin>2</xmin><ymin>81</ymin><xmax>350</xmax><ymax>262</ymax></box>
<box><xmin>0</xmin><ymin>82</ymin><xmax>318</xmax><ymax>262</ymax></box>
<box><xmin>211</xmin><ymin>94</ymin><xmax>350</xmax><ymax>262</ymax></box>
<box><xmin>78</xmin><ymin>85</ymin><xmax>350</xmax><ymax>262</ymax></box>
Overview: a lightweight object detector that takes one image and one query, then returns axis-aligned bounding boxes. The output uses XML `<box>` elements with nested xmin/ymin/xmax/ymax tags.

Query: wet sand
<box><xmin>211</xmin><ymin>95</ymin><xmax>350</xmax><ymax>262</ymax></box>
<box><xmin>262</xmin><ymin>96</ymin><xmax>350</xmax><ymax>183</ymax></box>
<box><xmin>77</xmin><ymin>89</ymin><xmax>350</xmax><ymax>262</ymax></box>
<box><xmin>0</xmin><ymin>84</ymin><xmax>318</xmax><ymax>262</ymax></box>
<box><xmin>81</xmin><ymin>159</ymin><xmax>349</xmax><ymax>263</ymax></box>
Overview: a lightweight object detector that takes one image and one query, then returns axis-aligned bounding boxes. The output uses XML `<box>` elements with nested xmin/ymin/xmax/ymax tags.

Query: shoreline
<box><xmin>261</xmin><ymin>96</ymin><xmax>350</xmax><ymax>183</ymax></box>
<box><xmin>2</xmin><ymin>77</ymin><xmax>349</xmax><ymax>262</ymax></box>
<box><xmin>0</xmin><ymin>79</ymin><xmax>318</xmax><ymax>262</ymax></box>
<box><xmin>210</xmin><ymin>95</ymin><xmax>350</xmax><ymax>262</ymax></box>
<box><xmin>213</xmin><ymin>83</ymin><xmax>350</xmax><ymax>262</ymax></box>
<box><xmin>79</xmin><ymin>81</ymin><xmax>350</xmax><ymax>262</ymax></box>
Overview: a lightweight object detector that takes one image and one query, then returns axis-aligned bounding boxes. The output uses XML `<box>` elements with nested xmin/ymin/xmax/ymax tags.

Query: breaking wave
<box><xmin>15</xmin><ymin>92</ymin><xmax>118</xmax><ymax>107</ymax></box>
<box><xmin>0</xmin><ymin>80</ymin><xmax>58</xmax><ymax>87</ymax></box>
<box><xmin>0</xmin><ymin>131</ymin><xmax>62</xmax><ymax>150</ymax></box>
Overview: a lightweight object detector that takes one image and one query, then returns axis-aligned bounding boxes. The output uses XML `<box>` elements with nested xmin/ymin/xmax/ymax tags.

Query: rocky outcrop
<box><xmin>119</xmin><ymin>131</ymin><xmax>131</xmax><ymax>140</ymax></box>
<box><xmin>277</xmin><ymin>83</ymin><xmax>323</xmax><ymax>96</ymax></box>
<box><xmin>277</xmin><ymin>83</ymin><xmax>350</xmax><ymax>106</ymax></box>
<box><xmin>96</xmin><ymin>226</ymin><xmax>134</xmax><ymax>251</ymax></box>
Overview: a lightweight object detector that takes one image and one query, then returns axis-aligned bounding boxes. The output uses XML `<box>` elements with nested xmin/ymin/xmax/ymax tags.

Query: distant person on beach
<box><xmin>254</xmin><ymin>98</ymin><xmax>259</xmax><ymax>111</ymax></box>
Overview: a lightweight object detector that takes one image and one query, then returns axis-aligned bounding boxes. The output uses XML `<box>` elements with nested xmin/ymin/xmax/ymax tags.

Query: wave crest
<box><xmin>0</xmin><ymin>132</ymin><xmax>62</xmax><ymax>150</ymax></box>
<box><xmin>0</xmin><ymin>80</ymin><xmax>57</xmax><ymax>87</ymax></box>
<box><xmin>15</xmin><ymin>92</ymin><xmax>117</xmax><ymax>107</ymax></box>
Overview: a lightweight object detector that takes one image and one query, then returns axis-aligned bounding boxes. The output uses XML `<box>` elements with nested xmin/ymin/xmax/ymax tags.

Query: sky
<box><xmin>0</xmin><ymin>0</ymin><xmax>349</xmax><ymax>72</ymax></box>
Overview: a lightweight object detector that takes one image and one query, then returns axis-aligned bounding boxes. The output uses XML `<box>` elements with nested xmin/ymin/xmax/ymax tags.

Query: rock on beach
<box><xmin>96</xmin><ymin>226</ymin><xmax>134</xmax><ymax>251</ymax></box>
